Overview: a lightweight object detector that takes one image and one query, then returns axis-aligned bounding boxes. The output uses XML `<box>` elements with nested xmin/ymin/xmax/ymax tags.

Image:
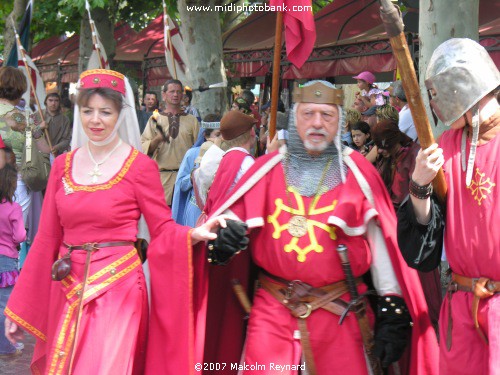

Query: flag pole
<box><xmin>269</xmin><ymin>11</ymin><xmax>283</xmax><ymax>140</ymax></box>
<box><xmin>163</xmin><ymin>0</ymin><xmax>178</xmax><ymax>80</ymax></box>
<box><xmin>13</xmin><ymin>29</ymin><xmax>55</xmax><ymax>154</ymax></box>
<box><xmin>85</xmin><ymin>1</ymin><xmax>105</xmax><ymax>69</ymax></box>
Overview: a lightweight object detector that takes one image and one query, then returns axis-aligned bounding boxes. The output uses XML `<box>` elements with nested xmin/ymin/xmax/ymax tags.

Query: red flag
<box><xmin>270</xmin><ymin>0</ymin><xmax>316</xmax><ymax>68</ymax></box>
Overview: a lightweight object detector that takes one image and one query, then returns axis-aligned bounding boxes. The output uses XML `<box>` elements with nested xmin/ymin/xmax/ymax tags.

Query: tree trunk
<box><xmin>3</xmin><ymin>0</ymin><xmax>29</xmax><ymax>65</ymax></box>
<box><xmin>419</xmin><ymin>0</ymin><xmax>479</xmax><ymax>137</ymax></box>
<box><xmin>177</xmin><ymin>0</ymin><xmax>228</xmax><ymax>118</ymax></box>
<box><xmin>93</xmin><ymin>7</ymin><xmax>116</xmax><ymax>65</ymax></box>
<box><xmin>78</xmin><ymin>7</ymin><xmax>115</xmax><ymax>73</ymax></box>
<box><xmin>78</xmin><ymin>11</ymin><xmax>93</xmax><ymax>73</ymax></box>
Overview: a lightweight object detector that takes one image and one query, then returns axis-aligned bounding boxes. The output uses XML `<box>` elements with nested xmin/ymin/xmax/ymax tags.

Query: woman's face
<box><xmin>351</xmin><ymin>129</ymin><xmax>370</xmax><ymax>147</ymax></box>
<box><xmin>80</xmin><ymin>94</ymin><xmax>120</xmax><ymax>143</ymax></box>
<box><xmin>207</xmin><ymin>129</ymin><xmax>221</xmax><ymax>142</ymax></box>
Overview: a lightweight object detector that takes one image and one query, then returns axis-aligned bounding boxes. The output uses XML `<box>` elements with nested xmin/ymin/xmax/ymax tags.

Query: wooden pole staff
<box><xmin>14</xmin><ymin>31</ymin><xmax>55</xmax><ymax>154</ymax></box>
<box><xmin>379</xmin><ymin>0</ymin><xmax>447</xmax><ymax>201</ymax></box>
<box><xmin>163</xmin><ymin>1</ymin><xmax>178</xmax><ymax>80</ymax></box>
<box><xmin>269</xmin><ymin>11</ymin><xmax>283</xmax><ymax>140</ymax></box>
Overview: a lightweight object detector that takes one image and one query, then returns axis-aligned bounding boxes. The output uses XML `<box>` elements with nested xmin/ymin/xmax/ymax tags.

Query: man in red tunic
<box><xmin>207</xmin><ymin>81</ymin><xmax>438</xmax><ymax>374</ymax></box>
<box><xmin>202</xmin><ymin>110</ymin><xmax>257</xmax><ymax>373</ymax></box>
<box><xmin>397</xmin><ymin>38</ymin><xmax>500</xmax><ymax>375</ymax></box>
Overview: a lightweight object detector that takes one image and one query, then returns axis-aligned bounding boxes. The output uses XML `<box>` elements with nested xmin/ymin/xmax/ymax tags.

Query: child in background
<box><xmin>0</xmin><ymin>163</ymin><xmax>26</xmax><ymax>358</ymax></box>
<box><xmin>353</xmin><ymin>71</ymin><xmax>385</xmax><ymax>107</ymax></box>
<box><xmin>350</xmin><ymin>121</ymin><xmax>373</xmax><ymax>156</ymax></box>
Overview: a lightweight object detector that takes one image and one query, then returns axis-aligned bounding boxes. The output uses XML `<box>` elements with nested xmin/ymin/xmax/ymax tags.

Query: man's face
<box><xmin>296</xmin><ymin>103</ymin><xmax>339</xmax><ymax>156</ymax></box>
<box><xmin>46</xmin><ymin>96</ymin><xmax>60</xmax><ymax>114</ymax></box>
<box><xmin>144</xmin><ymin>94</ymin><xmax>157</xmax><ymax>112</ymax></box>
<box><xmin>162</xmin><ymin>83</ymin><xmax>183</xmax><ymax>107</ymax></box>
<box><xmin>351</xmin><ymin>98</ymin><xmax>366</xmax><ymax>113</ymax></box>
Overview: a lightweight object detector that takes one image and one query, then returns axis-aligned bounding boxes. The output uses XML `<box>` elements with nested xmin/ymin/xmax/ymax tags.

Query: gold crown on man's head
<box><xmin>292</xmin><ymin>82</ymin><xmax>344</xmax><ymax>105</ymax></box>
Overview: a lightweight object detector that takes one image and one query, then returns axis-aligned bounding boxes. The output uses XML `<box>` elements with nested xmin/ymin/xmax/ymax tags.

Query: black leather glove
<box><xmin>374</xmin><ymin>295</ymin><xmax>412</xmax><ymax>368</ymax></box>
<box><xmin>207</xmin><ymin>219</ymin><xmax>249</xmax><ymax>265</ymax></box>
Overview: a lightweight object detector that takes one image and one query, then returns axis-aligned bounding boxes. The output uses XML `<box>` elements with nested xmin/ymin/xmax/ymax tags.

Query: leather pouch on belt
<box><xmin>52</xmin><ymin>255</ymin><xmax>72</xmax><ymax>281</ymax></box>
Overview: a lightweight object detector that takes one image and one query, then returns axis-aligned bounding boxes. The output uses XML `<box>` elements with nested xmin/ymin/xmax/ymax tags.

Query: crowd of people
<box><xmin>0</xmin><ymin>37</ymin><xmax>498</xmax><ymax>375</ymax></box>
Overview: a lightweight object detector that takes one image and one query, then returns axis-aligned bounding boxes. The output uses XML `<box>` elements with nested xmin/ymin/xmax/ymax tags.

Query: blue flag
<box><xmin>6</xmin><ymin>0</ymin><xmax>33</xmax><ymax>67</ymax></box>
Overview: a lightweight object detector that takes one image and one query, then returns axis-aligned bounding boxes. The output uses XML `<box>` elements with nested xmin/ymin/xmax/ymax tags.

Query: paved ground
<box><xmin>0</xmin><ymin>334</ymin><xmax>35</xmax><ymax>375</ymax></box>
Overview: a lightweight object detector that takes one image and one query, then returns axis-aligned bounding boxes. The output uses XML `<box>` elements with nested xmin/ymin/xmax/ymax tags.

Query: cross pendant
<box><xmin>89</xmin><ymin>165</ymin><xmax>102</xmax><ymax>184</ymax></box>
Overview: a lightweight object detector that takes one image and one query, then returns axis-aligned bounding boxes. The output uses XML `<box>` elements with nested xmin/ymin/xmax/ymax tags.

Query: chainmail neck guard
<box><xmin>283</xmin><ymin>98</ymin><xmax>348</xmax><ymax>197</ymax></box>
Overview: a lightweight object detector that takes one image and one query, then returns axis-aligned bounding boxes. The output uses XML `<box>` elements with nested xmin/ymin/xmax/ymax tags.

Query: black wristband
<box><xmin>409</xmin><ymin>179</ymin><xmax>432</xmax><ymax>199</ymax></box>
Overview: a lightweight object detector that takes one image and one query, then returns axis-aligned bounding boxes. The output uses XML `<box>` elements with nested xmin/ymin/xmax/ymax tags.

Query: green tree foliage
<box><xmin>1</xmin><ymin>0</ymin><xmax>176</xmax><ymax>56</ymax></box>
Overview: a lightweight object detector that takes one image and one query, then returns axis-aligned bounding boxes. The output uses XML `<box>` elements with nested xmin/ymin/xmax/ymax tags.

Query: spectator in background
<box><xmin>182</xmin><ymin>86</ymin><xmax>202</xmax><ymax>123</ymax></box>
<box><xmin>43</xmin><ymin>92</ymin><xmax>72</xmax><ymax>156</ymax></box>
<box><xmin>141</xmin><ymin>79</ymin><xmax>200</xmax><ymax>205</ymax></box>
<box><xmin>391</xmin><ymin>81</ymin><xmax>418</xmax><ymax>142</ymax></box>
<box><xmin>0</xmin><ymin>67</ymin><xmax>50</xmax><ymax>222</ymax></box>
<box><xmin>350</xmin><ymin>120</ymin><xmax>373</xmax><ymax>156</ymax></box>
<box><xmin>61</xmin><ymin>97</ymin><xmax>74</xmax><ymax>128</ymax></box>
<box><xmin>376</xmin><ymin>104</ymin><xmax>400</xmax><ymax>124</ymax></box>
<box><xmin>259</xmin><ymin>99</ymin><xmax>287</xmax><ymax>154</ymax></box>
<box><xmin>0</xmin><ymin>164</ymin><xmax>26</xmax><ymax>358</ymax></box>
<box><xmin>240</xmin><ymin>89</ymin><xmax>261</xmax><ymax>123</ymax></box>
<box><xmin>137</xmin><ymin>91</ymin><xmax>158</xmax><ymax>134</ymax></box>
<box><xmin>342</xmin><ymin>109</ymin><xmax>362</xmax><ymax>147</ymax></box>
<box><xmin>371</xmin><ymin>119</ymin><xmax>419</xmax><ymax>209</ymax></box>
<box><xmin>232</xmin><ymin>97</ymin><xmax>252</xmax><ymax>115</ymax></box>
<box><xmin>361</xmin><ymin>105</ymin><xmax>378</xmax><ymax>128</ymax></box>
<box><xmin>353</xmin><ymin>71</ymin><xmax>385</xmax><ymax>107</ymax></box>
<box><xmin>171</xmin><ymin>114</ymin><xmax>221</xmax><ymax>227</ymax></box>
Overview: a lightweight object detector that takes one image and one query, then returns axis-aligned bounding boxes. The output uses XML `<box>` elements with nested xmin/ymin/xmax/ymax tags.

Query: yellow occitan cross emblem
<box><xmin>467</xmin><ymin>167</ymin><xmax>496</xmax><ymax>206</ymax></box>
<box><xmin>267</xmin><ymin>186</ymin><xmax>338</xmax><ymax>262</ymax></box>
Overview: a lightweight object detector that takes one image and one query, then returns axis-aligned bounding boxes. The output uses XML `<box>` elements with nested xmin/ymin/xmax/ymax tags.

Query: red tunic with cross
<box><xmin>438</xmin><ymin>123</ymin><xmax>500</xmax><ymax>375</ymax></box>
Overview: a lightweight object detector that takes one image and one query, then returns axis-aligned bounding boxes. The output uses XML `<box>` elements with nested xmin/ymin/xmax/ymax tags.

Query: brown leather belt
<box><xmin>259</xmin><ymin>271</ymin><xmax>361</xmax><ymax>375</ymax></box>
<box><xmin>64</xmin><ymin>241</ymin><xmax>134</xmax><ymax>251</ymax></box>
<box><xmin>259</xmin><ymin>272</ymin><xmax>355</xmax><ymax>318</ymax></box>
<box><xmin>447</xmin><ymin>272</ymin><xmax>500</xmax><ymax>348</ymax></box>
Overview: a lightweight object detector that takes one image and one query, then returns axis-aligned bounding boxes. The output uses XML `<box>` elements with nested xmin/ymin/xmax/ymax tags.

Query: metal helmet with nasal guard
<box><xmin>425</xmin><ymin>38</ymin><xmax>500</xmax><ymax>127</ymax></box>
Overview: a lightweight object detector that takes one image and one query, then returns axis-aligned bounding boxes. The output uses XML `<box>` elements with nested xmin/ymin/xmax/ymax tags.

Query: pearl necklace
<box><xmin>86</xmin><ymin>139</ymin><xmax>123</xmax><ymax>183</ymax></box>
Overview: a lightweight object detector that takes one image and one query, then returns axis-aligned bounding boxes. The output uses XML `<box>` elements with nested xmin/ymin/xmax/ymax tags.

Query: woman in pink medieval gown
<box><xmin>4</xmin><ymin>69</ymin><xmax>226</xmax><ymax>375</ymax></box>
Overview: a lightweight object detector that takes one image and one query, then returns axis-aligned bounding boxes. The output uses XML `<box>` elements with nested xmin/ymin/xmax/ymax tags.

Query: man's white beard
<box><xmin>303</xmin><ymin>140</ymin><xmax>329</xmax><ymax>153</ymax></box>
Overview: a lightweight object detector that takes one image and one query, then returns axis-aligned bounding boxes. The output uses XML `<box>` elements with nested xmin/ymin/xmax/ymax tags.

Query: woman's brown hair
<box><xmin>0</xmin><ymin>67</ymin><xmax>27</xmax><ymax>101</ymax></box>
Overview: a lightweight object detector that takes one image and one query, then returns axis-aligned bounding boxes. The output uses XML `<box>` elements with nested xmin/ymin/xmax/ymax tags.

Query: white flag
<box><xmin>17</xmin><ymin>45</ymin><xmax>46</xmax><ymax>110</ymax></box>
